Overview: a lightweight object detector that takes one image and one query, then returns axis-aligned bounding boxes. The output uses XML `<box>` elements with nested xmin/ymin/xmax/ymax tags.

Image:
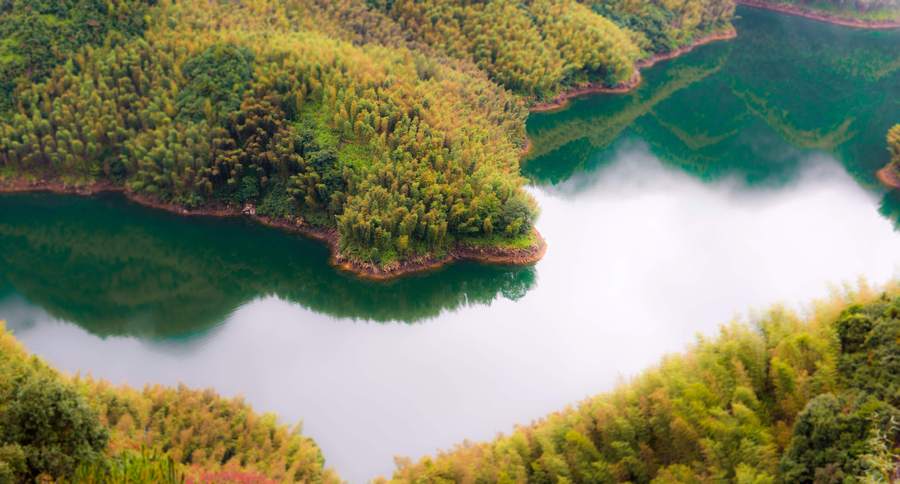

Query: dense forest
<box><xmin>0</xmin><ymin>0</ymin><xmax>742</xmax><ymax>270</ymax></box>
<box><xmin>370</xmin><ymin>0</ymin><xmax>736</xmax><ymax>97</ymax></box>
<box><xmin>590</xmin><ymin>0</ymin><xmax>735</xmax><ymax>54</ymax></box>
<box><xmin>383</xmin><ymin>285</ymin><xmax>900</xmax><ymax>483</ymax></box>
<box><xmin>0</xmin><ymin>0</ymin><xmax>538</xmax><ymax>269</ymax></box>
<box><xmin>4</xmin><ymin>286</ymin><xmax>898</xmax><ymax>482</ymax></box>
<box><xmin>0</xmin><ymin>322</ymin><xmax>338</xmax><ymax>483</ymax></box>
<box><xmin>369</xmin><ymin>0</ymin><xmax>642</xmax><ymax>98</ymax></box>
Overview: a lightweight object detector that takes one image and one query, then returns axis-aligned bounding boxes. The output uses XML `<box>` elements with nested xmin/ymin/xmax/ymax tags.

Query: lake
<box><xmin>2</xmin><ymin>7</ymin><xmax>900</xmax><ymax>482</ymax></box>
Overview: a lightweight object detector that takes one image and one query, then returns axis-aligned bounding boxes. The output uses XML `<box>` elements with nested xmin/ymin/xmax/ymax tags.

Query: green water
<box><xmin>2</xmin><ymin>7</ymin><xmax>899</xmax><ymax>482</ymax></box>
<box><xmin>525</xmin><ymin>7</ymin><xmax>900</xmax><ymax>188</ymax></box>
<box><xmin>0</xmin><ymin>193</ymin><xmax>535</xmax><ymax>336</ymax></box>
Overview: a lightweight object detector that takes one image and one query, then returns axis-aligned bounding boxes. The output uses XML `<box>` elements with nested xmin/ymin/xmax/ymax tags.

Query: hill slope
<box><xmin>0</xmin><ymin>0</ymin><xmax>741</xmax><ymax>276</ymax></box>
<box><xmin>0</xmin><ymin>322</ymin><xmax>338</xmax><ymax>482</ymax></box>
<box><xmin>383</xmin><ymin>285</ymin><xmax>900</xmax><ymax>483</ymax></box>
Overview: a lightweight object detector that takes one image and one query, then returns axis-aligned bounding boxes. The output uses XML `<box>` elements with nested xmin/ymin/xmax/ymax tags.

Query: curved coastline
<box><xmin>0</xmin><ymin>179</ymin><xmax>546</xmax><ymax>281</ymax></box>
<box><xmin>528</xmin><ymin>26</ymin><xmax>738</xmax><ymax>114</ymax></box>
<box><xmin>877</xmin><ymin>165</ymin><xmax>900</xmax><ymax>190</ymax></box>
<box><xmin>0</xmin><ymin>26</ymin><xmax>738</xmax><ymax>280</ymax></box>
<box><xmin>736</xmin><ymin>0</ymin><xmax>900</xmax><ymax>28</ymax></box>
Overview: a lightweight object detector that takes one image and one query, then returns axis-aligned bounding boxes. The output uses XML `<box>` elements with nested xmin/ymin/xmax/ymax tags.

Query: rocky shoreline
<box><xmin>736</xmin><ymin>0</ymin><xmax>900</xmax><ymax>29</ymax></box>
<box><xmin>528</xmin><ymin>26</ymin><xmax>738</xmax><ymax>114</ymax></box>
<box><xmin>0</xmin><ymin>179</ymin><xmax>546</xmax><ymax>280</ymax></box>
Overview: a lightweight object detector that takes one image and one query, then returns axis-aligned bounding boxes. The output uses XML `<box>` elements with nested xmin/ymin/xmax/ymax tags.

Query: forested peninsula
<box><xmin>3</xmin><ymin>285</ymin><xmax>898</xmax><ymax>482</ymax></box>
<box><xmin>0</xmin><ymin>0</ymin><xmax>735</xmax><ymax>278</ymax></box>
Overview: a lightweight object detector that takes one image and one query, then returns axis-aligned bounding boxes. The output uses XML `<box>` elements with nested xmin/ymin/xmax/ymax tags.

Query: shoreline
<box><xmin>528</xmin><ymin>26</ymin><xmax>738</xmax><ymax>114</ymax></box>
<box><xmin>0</xmin><ymin>179</ymin><xmax>546</xmax><ymax>281</ymax></box>
<box><xmin>877</xmin><ymin>165</ymin><xmax>900</xmax><ymax>190</ymax></box>
<box><xmin>736</xmin><ymin>0</ymin><xmax>900</xmax><ymax>29</ymax></box>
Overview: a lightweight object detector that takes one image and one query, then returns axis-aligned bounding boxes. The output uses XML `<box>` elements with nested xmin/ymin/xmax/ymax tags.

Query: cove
<box><xmin>2</xmin><ymin>7</ymin><xmax>900</xmax><ymax>483</ymax></box>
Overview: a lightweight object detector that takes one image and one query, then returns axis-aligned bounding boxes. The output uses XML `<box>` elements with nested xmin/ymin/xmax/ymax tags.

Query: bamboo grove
<box><xmin>369</xmin><ymin>0</ymin><xmax>642</xmax><ymax>98</ymax></box>
<box><xmin>384</xmin><ymin>285</ymin><xmax>900</xmax><ymax>483</ymax></box>
<box><xmin>0</xmin><ymin>322</ymin><xmax>338</xmax><ymax>483</ymax></box>
<box><xmin>3</xmin><ymin>285</ymin><xmax>898</xmax><ymax>482</ymax></box>
<box><xmin>0</xmin><ymin>0</ymin><xmax>737</xmax><ymax>266</ymax></box>
<box><xmin>590</xmin><ymin>0</ymin><xmax>735</xmax><ymax>54</ymax></box>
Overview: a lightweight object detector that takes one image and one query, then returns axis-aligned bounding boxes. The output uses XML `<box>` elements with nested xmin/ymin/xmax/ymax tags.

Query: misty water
<box><xmin>2</xmin><ymin>7</ymin><xmax>900</xmax><ymax>482</ymax></box>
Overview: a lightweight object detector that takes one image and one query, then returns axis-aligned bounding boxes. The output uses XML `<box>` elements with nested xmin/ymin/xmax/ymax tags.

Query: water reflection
<box><xmin>524</xmin><ymin>7</ymin><xmax>900</xmax><ymax>187</ymax></box>
<box><xmin>8</xmin><ymin>149</ymin><xmax>900</xmax><ymax>482</ymax></box>
<box><xmin>3</xmin><ymin>7</ymin><xmax>900</xmax><ymax>482</ymax></box>
<box><xmin>0</xmin><ymin>193</ymin><xmax>535</xmax><ymax>337</ymax></box>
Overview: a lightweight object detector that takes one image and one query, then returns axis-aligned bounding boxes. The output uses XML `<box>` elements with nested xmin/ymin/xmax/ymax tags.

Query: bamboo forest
<box><xmin>1</xmin><ymin>0</ymin><xmax>899</xmax><ymax>482</ymax></box>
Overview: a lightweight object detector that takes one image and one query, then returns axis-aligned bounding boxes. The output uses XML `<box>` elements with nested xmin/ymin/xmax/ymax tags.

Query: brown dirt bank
<box><xmin>528</xmin><ymin>26</ymin><xmax>737</xmax><ymax>114</ymax></box>
<box><xmin>334</xmin><ymin>230</ymin><xmax>546</xmax><ymax>281</ymax></box>
<box><xmin>0</xmin><ymin>178</ymin><xmax>546</xmax><ymax>280</ymax></box>
<box><xmin>737</xmin><ymin>0</ymin><xmax>900</xmax><ymax>28</ymax></box>
<box><xmin>877</xmin><ymin>165</ymin><xmax>900</xmax><ymax>190</ymax></box>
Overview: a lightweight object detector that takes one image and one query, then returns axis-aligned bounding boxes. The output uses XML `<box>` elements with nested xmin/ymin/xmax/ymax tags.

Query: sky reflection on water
<box><xmin>6</xmin><ymin>142</ymin><xmax>900</xmax><ymax>482</ymax></box>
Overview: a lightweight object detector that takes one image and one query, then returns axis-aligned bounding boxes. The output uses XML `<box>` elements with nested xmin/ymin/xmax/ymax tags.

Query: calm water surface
<box><xmin>3</xmin><ymin>8</ymin><xmax>900</xmax><ymax>482</ymax></box>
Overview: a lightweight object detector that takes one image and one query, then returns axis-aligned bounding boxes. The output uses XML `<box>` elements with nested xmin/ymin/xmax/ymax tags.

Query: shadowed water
<box><xmin>2</xmin><ymin>7</ymin><xmax>900</xmax><ymax>483</ymax></box>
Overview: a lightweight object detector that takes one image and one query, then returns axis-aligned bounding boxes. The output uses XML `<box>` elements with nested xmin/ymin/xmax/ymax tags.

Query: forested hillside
<box><xmin>370</xmin><ymin>0</ymin><xmax>642</xmax><ymax>99</ymax></box>
<box><xmin>370</xmin><ymin>0</ymin><xmax>736</xmax><ymax>99</ymax></box>
<box><xmin>0</xmin><ymin>322</ymin><xmax>337</xmax><ymax>483</ymax></box>
<box><xmin>589</xmin><ymin>0</ymin><xmax>735</xmax><ymax>54</ymax></box>
<box><xmin>0</xmin><ymin>0</ymin><xmax>540</xmax><ymax>271</ymax></box>
<box><xmin>0</xmin><ymin>0</ymin><xmax>152</xmax><ymax>112</ymax></box>
<box><xmin>0</xmin><ymin>0</ymin><xmax>747</xmax><ymax>274</ymax></box>
<box><xmin>4</xmin><ymin>286</ymin><xmax>898</xmax><ymax>482</ymax></box>
<box><xmin>384</xmin><ymin>285</ymin><xmax>900</xmax><ymax>483</ymax></box>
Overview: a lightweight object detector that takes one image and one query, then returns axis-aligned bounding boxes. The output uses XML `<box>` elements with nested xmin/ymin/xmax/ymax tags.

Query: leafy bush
<box><xmin>835</xmin><ymin>297</ymin><xmax>900</xmax><ymax>404</ymax></box>
<box><xmin>0</xmin><ymin>341</ymin><xmax>108</xmax><ymax>481</ymax></box>
<box><xmin>779</xmin><ymin>392</ymin><xmax>899</xmax><ymax>482</ymax></box>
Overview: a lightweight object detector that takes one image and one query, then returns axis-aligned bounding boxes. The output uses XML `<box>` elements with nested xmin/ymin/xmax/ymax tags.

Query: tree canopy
<box><xmin>0</xmin><ymin>322</ymin><xmax>338</xmax><ymax>483</ymax></box>
<box><xmin>0</xmin><ymin>0</ymin><xmax>541</xmax><ymax>267</ymax></box>
<box><xmin>383</xmin><ymin>286</ymin><xmax>900</xmax><ymax>483</ymax></box>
